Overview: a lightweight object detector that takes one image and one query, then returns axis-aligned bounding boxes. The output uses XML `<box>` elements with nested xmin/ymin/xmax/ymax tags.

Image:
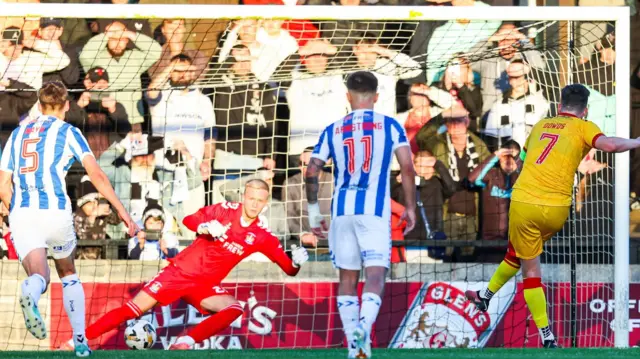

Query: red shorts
<box><xmin>142</xmin><ymin>264</ymin><xmax>229</xmax><ymax>314</ymax></box>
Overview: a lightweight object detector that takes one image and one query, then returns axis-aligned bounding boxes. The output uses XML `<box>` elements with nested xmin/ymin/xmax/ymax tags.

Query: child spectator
<box><xmin>468</xmin><ymin>140</ymin><xmax>521</xmax><ymax>262</ymax></box>
<box><xmin>128</xmin><ymin>199</ymin><xmax>179</xmax><ymax>261</ymax></box>
<box><xmin>74</xmin><ymin>176</ymin><xmax>122</xmax><ymax>260</ymax></box>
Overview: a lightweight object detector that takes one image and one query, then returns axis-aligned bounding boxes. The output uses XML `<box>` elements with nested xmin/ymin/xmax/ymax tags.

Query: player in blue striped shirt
<box><xmin>305</xmin><ymin>71</ymin><xmax>416</xmax><ymax>358</ymax></box>
<box><xmin>0</xmin><ymin>81</ymin><xmax>138</xmax><ymax>357</ymax></box>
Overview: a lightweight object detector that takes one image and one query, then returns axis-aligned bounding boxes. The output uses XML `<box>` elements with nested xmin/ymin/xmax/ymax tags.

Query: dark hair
<box><xmin>501</xmin><ymin>139</ymin><xmax>521</xmax><ymax>154</ymax></box>
<box><xmin>560</xmin><ymin>84</ymin><xmax>590</xmax><ymax>113</ymax></box>
<box><xmin>170</xmin><ymin>53</ymin><xmax>193</xmax><ymax>64</ymax></box>
<box><xmin>346</xmin><ymin>71</ymin><xmax>378</xmax><ymax>94</ymax></box>
<box><xmin>38</xmin><ymin>81</ymin><xmax>68</xmax><ymax>110</ymax></box>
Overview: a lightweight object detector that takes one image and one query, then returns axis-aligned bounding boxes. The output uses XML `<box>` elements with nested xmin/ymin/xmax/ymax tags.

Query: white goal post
<box><xmin>0</xmin><ymin>2</ymin><xmax>631</xmax><ymax>349</ymax></box>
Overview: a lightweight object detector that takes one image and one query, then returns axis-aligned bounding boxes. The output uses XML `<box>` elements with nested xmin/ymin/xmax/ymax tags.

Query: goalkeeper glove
<box><xmin>291</xmin><ymin>245</ymin><xmax>309</xmax><ymax>268</ymax></box>
<box><xmin>197</xmin><ymin>220</ymin><xmax>230</xmax><ymax>240</ymax></box>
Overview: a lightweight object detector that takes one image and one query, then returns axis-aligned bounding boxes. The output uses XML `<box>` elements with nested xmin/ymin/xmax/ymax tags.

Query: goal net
<box><xmin>0</xmin><ymin>3</ymin><xmax>630</xmax><ymax>352</ymax></box>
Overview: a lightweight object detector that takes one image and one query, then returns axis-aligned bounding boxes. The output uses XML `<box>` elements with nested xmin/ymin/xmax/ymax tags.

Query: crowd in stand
<box><xmin>0</xmin><ymin>0</ymin><xmax>618</xmax><ymax>263</ymax></box>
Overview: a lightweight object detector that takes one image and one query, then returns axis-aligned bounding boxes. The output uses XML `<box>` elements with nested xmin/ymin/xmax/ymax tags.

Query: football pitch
<box><xmin>4</xmin><ymin>348</ymin><xmax>640</xmax><ymax>359</ymax></box>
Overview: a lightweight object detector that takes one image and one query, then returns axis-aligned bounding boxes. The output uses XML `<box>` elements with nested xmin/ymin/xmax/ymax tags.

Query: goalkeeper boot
<box><xmin>543</xmin><ymin>339</ymin><xmax>559</xmax><ymax>348</ymax></box>
<box><xmin>74</xmin><ymin>334</ymin><xmax>92</xmax><ymax>358</ymax></box>
<box><xmin>465</xmin><ymin>290</ymin><xmax>489</xmax><ymax>313</ymax></box>
<box><xmin>20</xmin><ymin>294</ymin><xmax>47</xmax><ymax>339</ymax></box>
<box><xmin>169</xmin><ymin>342</ymin><xmax>192</xmax><ymax>350</ymax></box>
<box><xmin>352</xmin><ymin>324</ymin><xmax>372</xmax><ymax>358</ymax></box>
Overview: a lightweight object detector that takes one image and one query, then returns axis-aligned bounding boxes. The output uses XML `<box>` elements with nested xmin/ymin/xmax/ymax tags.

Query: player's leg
<box><xmin>19</xmin><ymin>248</ymin><xmax>50</xmax><ymax>340</ymax></box>
<box><xmin>330</xmin><ymin>216</ymin><xmax>362</xmax><ymax>357</ymax></box>
<box><xmin>520</xmin><ymin>255</ymin><xmax>557</xmax><ymax>347</ymax></box>
<box><xmin>353</xmin><ymin>215</ymin><xmax>392</xmax><ymax>358</ymax></box>
<box><xmin>171</xmin><ymin>288</ymin><xmax>243</xmax><ymax>349</ymax></box>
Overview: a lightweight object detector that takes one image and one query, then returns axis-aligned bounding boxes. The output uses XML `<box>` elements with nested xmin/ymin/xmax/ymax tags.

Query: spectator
<box><xmin>67</xmin><ymin>67</ymin><xmax>131</xmax><ymax>158</ymax></box>
<box><xmin>420</xmin><ymin>113</ymin><xmax>490</xmax><ymax>260</ymax></box>
<box><xmin>468</xmin><ymin>140</ymin><xmax>521</xmax><ymax>242</ymax></box>
<box><xmin>216</xmin><ymin>168</ymin><xmax>288</xmax><ymax>240</ymax></box>
<box><xmin>98</xmin><ymin>133</ymin><xmax>202</xmax><ymax>234</ymax></box>
<box><xmin>353</xmin><ymin>38</ymin><xmax>422</xmax><ymax>117</ymax></box>
<box><xmin>470</xmin><ymin>23</ymin><xmax>547</xmax><ymax>116</ymax></box>
<box><xmin>79</xmin><ymin>20</ymin><xmax>161</xmax><ymax>126</ymax></box>
<box><xmin>128</xmin><ymin>199</ymin><xmax>179</xmax><ymax>261</ymax></box>
<box><xmin>286</xmin><ymin>40</ymin><xmax>349</xmax><ymax>165</ymax></box>
<box><xmin>483</xmin><ymin>59</ymin><xmax>548</xmax><ymax>150</ymax></box>
<box><xmin>0</xmin><ymin>78</ymin><xmax>38</xmax><ymax>137</ymax></box>
<box><xmin>148</xmin><ymin>19</ymin><xmax>208</xmax><ymax>81</ymax></box>
<box><xmin>390</xmin><ymin>199</ymin><xmax>407</xmax><ymax>264</ymax></box>
<box><xmin>0</xmin><ymin>26</ymin><xmax>71</xmax><ymax>90</ymax></box>
<box><xmin>74</xmin><ymin>176</ymin><xmax>122</xmax><ymax>260</ymax></box>
<box><xmin>432</xmin><ymin>56</ymin><xmax>483</xmax><ymax>133</ymax></box>
<box><xmin>213</xmin><ymin>45</ymin><xmax>277</xmax><ymax>178</ymax></box>
<box><xmin>38</xmin><ymin>18</ymin><xmax>81</xmax><ymax>89</ymax></box>
<box><xmin>148</xmin><ymin>54</ymin><xmax>214</xmax><ymax>217</ymax></box>
<box><xmin>283</xmin><ymin>147</ymin><xmax>333</xmax><ymax>247</ymax></box>
<box><xmin>218</xmin><ymin>19</ymin><xmax>298</xmax><ymax>82</ymax></box>
<box><xmin>409</xmin><ymin>0</ymin><xmax>501</xmax><ymax>85</ymax></box>
<box><xmin>392</xmin><ymin>150</ymin><xmax>457</xmax><ymax>245</ymax></box>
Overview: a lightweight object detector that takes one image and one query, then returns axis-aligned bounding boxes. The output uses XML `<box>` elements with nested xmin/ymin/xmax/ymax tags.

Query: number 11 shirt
<box><xmin>512</xmin><ymin>112</ymin><xmax>603</xmax><ymax>207</ymax></box>
<box><xmin>311</xmin><ymin>109</ymin><xmax>409</xmax><ymax>221</ymax></box>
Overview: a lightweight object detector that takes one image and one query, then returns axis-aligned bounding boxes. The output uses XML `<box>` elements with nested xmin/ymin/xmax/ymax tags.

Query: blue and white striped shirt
<box><xmin>0</xmin><ymin>115</ymin><xmax>93</xmax><ymax>212</ymax></box>
<box><xmin>311</xmin><ymin>109</ymin><xmax>409</xmax><ymax>221</ymax></box>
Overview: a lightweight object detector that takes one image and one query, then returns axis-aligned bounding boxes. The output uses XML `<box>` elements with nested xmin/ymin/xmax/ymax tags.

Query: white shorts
<box><xmin>328</xmin><ymin>215</ymin><xmax>391</xmax><ymax>270</ymax></box>
<box><xmin>9</xmin><ymin>209</ymin><xmax>76</xmax><ymax>261</ymax></box>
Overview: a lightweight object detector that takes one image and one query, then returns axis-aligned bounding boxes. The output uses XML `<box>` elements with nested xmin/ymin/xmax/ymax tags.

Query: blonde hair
<box><xmin>245</xmin><ymin>178</ymin><xmax>270</xmax><ymax>192</ymax></box>
<box><xmin>38</xmin><ymin>81</ymin><xmax>68</xmax><ymax>111</ymax></box>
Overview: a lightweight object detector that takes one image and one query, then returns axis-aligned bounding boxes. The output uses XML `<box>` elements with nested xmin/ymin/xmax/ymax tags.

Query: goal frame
<box><xmin>0</xmin><ymin>2</ymin><xmax>631</xmax><ymax>348</ymax></box>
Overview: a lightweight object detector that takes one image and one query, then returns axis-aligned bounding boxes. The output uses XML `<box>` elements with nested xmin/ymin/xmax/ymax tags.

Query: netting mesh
<box><xmin>0</xmin><ymin>8</ymin><xmax>622</xmax><ymax>351</ymax></box>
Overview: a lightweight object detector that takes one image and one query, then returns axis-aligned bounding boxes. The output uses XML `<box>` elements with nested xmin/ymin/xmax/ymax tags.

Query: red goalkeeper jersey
<box><xmin>173</xmin><ymin>201</ymin><xmax>299</xmax><ymax>284</ymax></box>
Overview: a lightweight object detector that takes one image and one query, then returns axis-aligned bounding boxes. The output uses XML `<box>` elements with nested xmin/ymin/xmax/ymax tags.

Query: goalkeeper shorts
<box><xmin>508</xmin><ymin>201</ymin><xmax>570</xmax><ymax>260</ymax></box>
<box><xmin>9</xmin><ymin>208</ymin><xmax>76</xmax><ymax>261</ymax></box>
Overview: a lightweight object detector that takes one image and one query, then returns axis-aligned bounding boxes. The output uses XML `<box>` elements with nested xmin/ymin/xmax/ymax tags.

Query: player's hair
<box><xmin>245</xmin><ymin>178</ymin><xmax>270</xmax><ymax>192</ymax></box>
<box><xmin>501</xmin><ymin>139</ymin><xmax>521</xmax><ymax>154</ymax></box>
<box><xmin>346</xmin><ymin>71</ymin><xmax>378</xmax><ymax>94</ymax></box>
<box><xmin>38</xmin><ymin>80</ymin><xmax>68</xmax><ymax>111</ymax></box>
<box><xmin>560</xmin><ymin>84</ymin><xmax>590</xmax><ymax>114</ymax></box>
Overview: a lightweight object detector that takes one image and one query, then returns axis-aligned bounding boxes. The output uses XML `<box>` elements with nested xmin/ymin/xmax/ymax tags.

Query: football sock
<box><xmin>21</xmin><ymin>274</ymin><xmax>46</xmax><ymax>303</ymax></box>
<box><xmin>337</xmin><ymin>295</ymin><xmax>360</xmax><ymax>345</ymax></box>
<box><xmin>186</xmin><ymin>303</ymin><xmax>244</xmax><ymax>344</ymax></box>
<box><xmin>359</xmin><ymin>293</ymin><xmax>382</xmax><ymax>335</ymax></box>
<box><xmin>485</xmin><ymin>254</ymin><xmax>521</xmax><ymax>300</ymax></box>
<box><xmin>86</xmin><ymin>301</ymin><xmax>142</xmax><ymax>340</ymax></box>
<box><xmin>61</xmin><ymin>274</ymin><xmax>86</xmax><ymax>337</ymax></box>
<box><xmin>523</xmin><ymin>277</ymin><xmax>554</xmax><ymax>341</ymax></box>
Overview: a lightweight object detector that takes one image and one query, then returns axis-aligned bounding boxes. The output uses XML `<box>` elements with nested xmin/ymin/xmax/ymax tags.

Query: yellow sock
<box><xmin>523</xmin><ymin>277</ymin><xmax>550</xmax><ymax>329</ymax></box>
<box><xmin>486</xmin><ymin>260</ymin><xmax>520</xmax><ymax>295</ymax></box>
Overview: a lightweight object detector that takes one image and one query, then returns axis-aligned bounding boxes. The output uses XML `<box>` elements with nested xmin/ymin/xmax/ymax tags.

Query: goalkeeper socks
<box><xmin>21</xmin><ymin>274</ymin><xmax>47</xmax><ymax>303</ymax></box>
<box><xmin>86</xmin><ymin>301</ymin><xmax>142</xmax><ymax>340</ymax></box>
<box><xmin>484</xmin><ymin>256</ymin><xmax>521</xmax><ymax>299</ymax></box>
<box><xmin>61</xmin><ymin>274</ymin><xmax>86</xmax><ymax>337</ymax></box>
<box><xmin>187</xmin><ymin>303</ymin><xmax>244</xmax><ymax>344</ymax></box>
<box><xmin>337</xmin><ymin>295</ymin><xmax>360</xmax><ymax>345</ymax></box>
<box><xmin>359</xmin><ymin>292</ymin><xmax>382</xmax><ymax>335</ymax></box>
<box><xmin>523</xmin><ymin>277</ymin><xmax>553</xmax><ymax>340</ymax></box>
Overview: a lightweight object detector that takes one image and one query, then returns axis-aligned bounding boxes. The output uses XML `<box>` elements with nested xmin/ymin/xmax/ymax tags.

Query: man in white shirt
<box><xmin>147</xmin><ymin>54</ymin><xmax>216</xmax><ymax>225</ymax></box>
<box><xmin>353</xmin><ymin>38</ymin><xmax>422</xmax><ymax>117</ymax></box>
<box><xmin>0</xmin><ymin>27</ymin><xmax>70</xmax><ymax>90</ymax></box>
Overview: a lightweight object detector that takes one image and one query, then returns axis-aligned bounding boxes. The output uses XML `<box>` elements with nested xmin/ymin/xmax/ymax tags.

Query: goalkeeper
<box><xmin>466</xmin><ymin>84</ymin><xmax>640</xmax><ymax>348</ymax></box>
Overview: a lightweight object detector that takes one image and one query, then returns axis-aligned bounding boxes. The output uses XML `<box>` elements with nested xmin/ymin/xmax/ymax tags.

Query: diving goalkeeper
<box><xmin>466</xmin><ymin>84</ymin><xmax>640</xmax><ymax>348</ymax></box>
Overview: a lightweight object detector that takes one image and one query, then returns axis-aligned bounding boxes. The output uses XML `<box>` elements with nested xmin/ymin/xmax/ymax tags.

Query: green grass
<box><xmin>3</xmin><ymin>348</ymin><xmax>640</xmax><ymax>359</ymax></box>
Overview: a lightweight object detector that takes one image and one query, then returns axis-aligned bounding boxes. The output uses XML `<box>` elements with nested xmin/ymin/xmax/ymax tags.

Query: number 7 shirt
<box><xmin>512</xmin><ymin>112</ymin><xmax>604</xmax><ymax>207</ymax></box>
<box><xmin>311</xmin><ymin>109</ymin><xmax>409</xmax><ymax>221</ymax></box>
<box><xmin>0</xmin><ymin>116</ymin><xmax>93</xmax><ymax>211</ymax></box>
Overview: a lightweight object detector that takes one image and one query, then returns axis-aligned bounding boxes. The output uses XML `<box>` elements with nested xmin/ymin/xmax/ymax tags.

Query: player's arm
<box><xmin>261</xmin><ymin>235</ymin><xmax>308</xmax><ymax>276</ymax></box>
<box><xmin>594</xmin><ymin>135</ymin><xmax>640</xmax><ymax>153</ymax></box>
<box><xmin>305</xmin><ymin>128</ymin><xmax>331</xmax><ymax>237</ymax></box>
<box><xmin>395</xmin><ymin>145</ymin><xmax>417</xmax><ymax>234</ymax></box>
<box><xmin>0</xmin><ymin>171</ymin><xmax>11</xmax><ymax>211</ymax></box>
<box><xmin>0</xmin><ymin>130</ymin><xmax>17</xmax><ymax>210</ymax></box>
<box><xmin>182</xmin><ymin>203</ymin><xmax>231</xmax><ymax>238</ymax></box>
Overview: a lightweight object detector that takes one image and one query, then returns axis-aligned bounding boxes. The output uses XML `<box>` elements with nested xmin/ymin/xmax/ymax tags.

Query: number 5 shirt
<box><xmin>311</xmin><ymin>109</ymin><xmax>409</xmax><ymax>221</ymax></box>
<box><xmin>512</xmin><ymin>112</ymin><xmax>603</xmax><ymax>207</ymax></box>
<box><xmin>0</xmin><ymin>115</ymin><xmax>93</xmax><ymax>211</ymax></box>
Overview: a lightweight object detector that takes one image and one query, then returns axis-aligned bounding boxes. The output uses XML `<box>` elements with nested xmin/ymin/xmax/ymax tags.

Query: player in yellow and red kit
<box><xmin>466</xmin><ymin>84</ymin><xmax>640</xmax><ymax>347</ymax></box>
